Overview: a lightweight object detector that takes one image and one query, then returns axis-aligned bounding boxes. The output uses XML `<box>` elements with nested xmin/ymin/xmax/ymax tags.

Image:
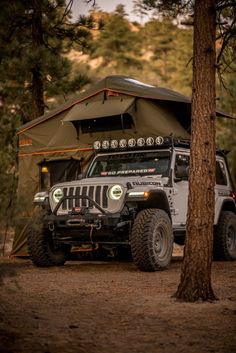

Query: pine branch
<box><xmin>86</xmin><ymin>0</ymin><xmax>96</xmax><ymax>6</ymax></box>
<box><xmin>216</xmin><ymin>1</ymin><xmax>236</xmax><ymax>11</ymax></box>
<box><xmin>60</xmin><ymin>0</ymin><xmax>74</xmax><ymax>23</ymax></box>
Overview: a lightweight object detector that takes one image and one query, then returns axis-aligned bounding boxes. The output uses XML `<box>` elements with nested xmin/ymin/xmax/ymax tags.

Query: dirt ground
<box><xmin>0</xmin><ymin>250</ymin><xmax>236</xmax><ymax>353</ymax></box>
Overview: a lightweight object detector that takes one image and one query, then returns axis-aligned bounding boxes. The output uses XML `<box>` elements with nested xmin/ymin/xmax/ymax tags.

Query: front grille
<box><xmin>62</xmin><ymin>185</ymin><xmax>109</xmax><ymax>211</ymax></box>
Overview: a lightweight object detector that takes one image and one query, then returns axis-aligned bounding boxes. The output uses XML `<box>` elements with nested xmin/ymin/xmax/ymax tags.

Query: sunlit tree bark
<box><xmin>175</xmin><ymin>0</ymin><xmax>217</xmax><ymax>301</ymax></box>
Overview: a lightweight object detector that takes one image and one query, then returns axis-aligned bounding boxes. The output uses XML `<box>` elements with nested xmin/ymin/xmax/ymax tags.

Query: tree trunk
<box><xmin>31</xmin><ymin>0</ymin><xmax>44</xmax><ymax>119</ymax></box>
<box><xmin>175</xmin><ymin>0</ymin><xmax>217</xmax><ymax>302</ymax></box>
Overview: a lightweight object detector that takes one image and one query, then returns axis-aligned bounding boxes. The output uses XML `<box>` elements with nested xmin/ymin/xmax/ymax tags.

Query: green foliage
<box><xmin>0</xmin><ymin>0</ymin><xmax>93</xmax><ymax>224</ymax></box>
<box><xmin>0</xmin><ymin>0</ymin><xmax>93</xmax><ymax>122</ymax></box>
<box><xmin>91</xmin><ymin>5</ymin><xmax>143</xmax><ymax>73</ymax></box>
<box><xmin>0</xmin><ymin>109</ymin><xmax>19</xmax><ymax>223</ymax></box>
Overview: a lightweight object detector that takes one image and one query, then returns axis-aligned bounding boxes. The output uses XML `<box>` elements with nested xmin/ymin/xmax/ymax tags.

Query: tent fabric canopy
<box><xmin>63</xmin><ymin>96</ymin><xmax>135</xmax><ymax>122</ymax></box>
<box><xmin>17</xmin><ymin>75</ymin><xmax>233</xmax><ymax>135</ymax></box>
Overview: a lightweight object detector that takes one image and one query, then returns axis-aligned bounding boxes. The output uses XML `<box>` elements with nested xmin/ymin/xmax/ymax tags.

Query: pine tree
<box><xmin>132</xmin><ymin>0</ymin><xmax>148</xmax><ymax>24</ymax></box>
<box><xmin>0</xmin><ymin>0</ymin><xmax>93</xmax><ymax>223</ymax></box>
<box><xmin>92</xmin><ymin>5</ymin><xmax>142</xmax><ymax>73</ymax></box>
<box><xmin>0</xmin><ymin>0</ymin><xmax>93</xmax><ymax>122</ymax></box>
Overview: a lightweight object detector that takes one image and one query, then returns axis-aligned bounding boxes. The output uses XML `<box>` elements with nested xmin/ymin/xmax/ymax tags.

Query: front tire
<box><xmin>28</xmin><ymin>223</ymin><xmax>71</xmax><ymax>267</ymax></box>
<box><xmin>130</xmin><ymin>209</ymin><xmax>173</xmax><ymax>271</ymax></box>
<box><xmin>213</xmin><ymin>211</ymin><xmax>236</xmax><ymax>260</ymax></box>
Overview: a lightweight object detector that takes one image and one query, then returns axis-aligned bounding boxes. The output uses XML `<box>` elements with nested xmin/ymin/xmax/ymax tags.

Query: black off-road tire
<box><xmin>28</xmin><ymin>223</ymin><xmax>71</xmax><ymax>267</ymax></box>
<box><xmin>213</xmin><ymin>211</ymin><xmax>236</xmax><ymax>261</ymax></box>
<box><xmin>130</xmin><ymin>208</ymin><xmax>173</xmax><ymax>271</ymax></box>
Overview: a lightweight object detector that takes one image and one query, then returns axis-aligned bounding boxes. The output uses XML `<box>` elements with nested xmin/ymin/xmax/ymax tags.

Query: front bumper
<box><xmin>45</xmin><ymin>194</ymin><xmax>130</xmax><ymax>244</ymax></box>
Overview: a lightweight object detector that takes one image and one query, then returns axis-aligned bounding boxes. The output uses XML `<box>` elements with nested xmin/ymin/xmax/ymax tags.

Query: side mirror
<box><xmin>33</xmin><ymin>191</ymin><xmax>49</xmax><ymax>205</ymax></box>
<box><xmin>174</xmin><ymin>165</ymin><xmax>189</xmax><ymax>182</ymax></box>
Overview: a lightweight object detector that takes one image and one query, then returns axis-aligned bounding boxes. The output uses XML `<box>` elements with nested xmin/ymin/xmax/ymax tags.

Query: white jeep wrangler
<box><xmin>28</xmin><ymin>136</ymin><xmax>236</xmax><ymax>270</ymax></box>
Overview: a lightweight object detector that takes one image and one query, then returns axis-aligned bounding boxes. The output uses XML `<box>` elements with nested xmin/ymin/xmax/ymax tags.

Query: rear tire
<box><xmin>28</xmin><ymin>223</ymin><xmax>71</xmax><ymax>267</ymax></box>
<box><xmin>130</xmin><ymin>209</ymin><xmax>173</xmax><ymax>271</ymax></box>
<box><xmin>213</xmin><ymin>211</ymin><xmax>236</xmax><ymax>260</ymax></box>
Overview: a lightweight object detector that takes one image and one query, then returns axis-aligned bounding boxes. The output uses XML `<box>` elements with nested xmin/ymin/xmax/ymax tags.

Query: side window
<box><xmin>216</xmin><ymin>160</ymin><xmax>228</xmax><ymax>186</ymax></box>
<box><xmin>39</xmin><ymin>160</ymin><xmax>81</xmax><ymax>190</ymax></box>
<box><xmin>175</xmin><ymin>154</ymin><xmax>190</xmax><ymax>180</ymax></box>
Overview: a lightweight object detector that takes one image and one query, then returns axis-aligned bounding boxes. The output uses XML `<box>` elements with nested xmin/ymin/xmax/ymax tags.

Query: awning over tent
<box><xmin>63</xmin><ymin>96</ymin><xmax>135</xmax><ymax>122</ymax></box>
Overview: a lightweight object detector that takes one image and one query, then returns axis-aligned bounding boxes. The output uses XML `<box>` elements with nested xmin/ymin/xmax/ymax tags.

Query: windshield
<box><xmin>88</xmin><ymin>151</ymin><xmax>171</xmax><ymax>178</ymax></box>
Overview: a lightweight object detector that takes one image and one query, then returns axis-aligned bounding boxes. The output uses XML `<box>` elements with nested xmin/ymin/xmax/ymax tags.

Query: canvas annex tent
<box><xmin>12</xmin><ymin>75</ymin><xmax>229</xmax><ymax>255</ymax></box>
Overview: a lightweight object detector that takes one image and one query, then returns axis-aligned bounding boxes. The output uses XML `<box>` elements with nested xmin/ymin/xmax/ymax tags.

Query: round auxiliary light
<box><xmin>93</xmin><ymin>140</ymin><xmax>101</xmax><ymax>150</ymax></box>
<box><xmin>110</xmin><ymin>139</ymin><xmax>119</xmax><ymax>149</ymax></box>
<box><xmin>146</xmin><ymin>137</ymin><xmax>154</xmax><ymax>146</ymax></box>
<box><xmin>137</xmin><ymin>137</ymin><xmax>145</xmax><ymax>147</ymax></box>
<box><xmin>128</xmin><ymin>138</ymin><xmax>136</xmax><ymax>147</ymax></box>
<box><xmin>119</xmin><ymin>139</ymin><xmax>127</xmax><ymax>148</ymax></box>
<box><xmin>52</xmin><ymin>188</ymin><xmax>63</xmax><ymax>203</ymax></box>
<box><xmin>155</xmin><ymin>136</ymin><xmax>164</xmax><ymax>145</ymax></box>
<box><xmin>102</xmin><ymin>140</ymin><xmax>110</xmax><ymax>149</ymax></box>
<box><xmin>108</xmin><ymin>185</ymin><xmax>123</xmax><ymax>200</ymax></box>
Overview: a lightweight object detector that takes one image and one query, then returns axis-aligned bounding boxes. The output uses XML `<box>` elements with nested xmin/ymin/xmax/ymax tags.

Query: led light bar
<box><xmin>102</xmin><ymin>140</ymin><xmax>109</xmax><ymax>149</ymax></box>
<box><xmin>93</xmin><ymin>140</ymin><xmax>101</xmax><ymax>150</ymax></box>
<box><xmin>110</xmin><ymin>139</ymin><xmax>119</xmax><ymax>149</ymax></box>
<box><xmin>128</xmin><ymin>138</ymin><xmax>136</xmax><ymax>147</ymax></box>
<box><xmin>146</xmin><ymin>137</ymin><xmax>154</xmax><ymax>146</ymax></box>
<box><xmin>93</xmin><ymin>136</ymin><xmax>167</xmax><ymax>151</ymax></box>
<box><xmin>137</xmin><ymin>137</ymin><xmax>145</xmax><ymax>147</ymax></box>
<box><xmin>155</xmin><ymin>136</ymin><xmax>164</xmax><ymax>145</ymax></box>
<box><xmin>119</xmin><ymin>139</ymin><xmax>127</xmax><ymax>148</ymax></box>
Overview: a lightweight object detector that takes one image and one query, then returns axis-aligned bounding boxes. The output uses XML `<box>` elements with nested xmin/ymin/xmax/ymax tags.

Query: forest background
<box><xmin>0</xmin><ymin>1</ymin><xmax>235</xmax><ymax>227</ymax></box>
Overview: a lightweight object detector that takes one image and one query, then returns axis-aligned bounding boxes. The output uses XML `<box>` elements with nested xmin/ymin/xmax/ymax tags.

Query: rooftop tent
<box><xmin>62</xmin><ymin>94</ymin><xmax>190</xmax><ymax>139</ymax></box>
<box><xmin>17</xmin><ymin>75</ymin><xmax>231</xmax><ymax>139</ymax></box>
<box><xmin>13</xmin><ymin>75</ymin><xmax>232</xmax><ymax>256</ymax></box>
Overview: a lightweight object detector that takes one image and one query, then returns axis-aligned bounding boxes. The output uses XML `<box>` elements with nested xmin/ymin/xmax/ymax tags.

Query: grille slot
<box><xmin>75</xmin><ymin>187</ymin><xmax>81</xmax><ymax>207</ymax></box>
<box><xmin>102</xmin><ymin>186</ymin><xmax>108</xmax><ymax>208</ymax></box>
<box><xmin>68</xmin><ymin>187</ymin><xmax>74</xmax><ymax>209</ymax></box>
<box><xmin>95</xmin><ymin>186</ymin><xmax>101</xmax><ymax>205</ymax></box>
<box><xmin>88</xmin><ymin>186</ymin><xmax>94</xmax><ymax>207</ymax></box>
<box><xmin>62</xmin><ymin>188</ymin><xmax>68</xmax><ymax>210</ymax></box>
<box><xmin>82</xmin><ymin>186</ymin><xmax>88</xmax><ymax>207</ymax></box>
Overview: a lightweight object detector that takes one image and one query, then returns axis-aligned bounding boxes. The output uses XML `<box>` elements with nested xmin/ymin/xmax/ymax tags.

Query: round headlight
<box><xmin>137</xmin><ymin>137</ymin><xmax>145</xmax><ymax>147</ymax></box>
<box><xmin>128</xmin><ymin>138</ymin><xmax>136</xmax><ymax>147</ymax></box>
<box><xmin>110</xmin><ymin>139</ymin><xmax>118</xmax><ymax>149</ymax></box>
<box><xmin>119</xmin><ymin>139</ymin><xmax>127</xmax><ymax>148</ymax></box>
<box><xmin>155</xmin><ymin>136</ymin><xmax>164</xmax><ymax>145</ymax></box>
<box><xmin>146</xmin><ymin>137</ymin><xmax>154</xmax><ymax>146</ymax></box>
<box><xmin>93</xmin><ymin>141</ymin><xmax>101</xmax><ymax>150</ymax></box>
<box><xmin>108</xmin><ymin>185</ymin><xmax>123</xmax><ymax>200</ymax></box>
<box><xmin>52</xmin><ymin>188</ymin><xmax>63</xmax><ymax>203</ymax></box>
<box><xmin>102</xmin><ymin>140</ymin><xmax>109</xmax><ymax>149</ymax></box>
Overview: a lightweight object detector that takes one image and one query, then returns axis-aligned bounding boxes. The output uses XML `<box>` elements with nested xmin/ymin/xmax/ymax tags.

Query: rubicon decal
<box><xmin>132</xmin><ymin>181</ymin><xmax>162</xmax><ymax>186</ymax></box>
